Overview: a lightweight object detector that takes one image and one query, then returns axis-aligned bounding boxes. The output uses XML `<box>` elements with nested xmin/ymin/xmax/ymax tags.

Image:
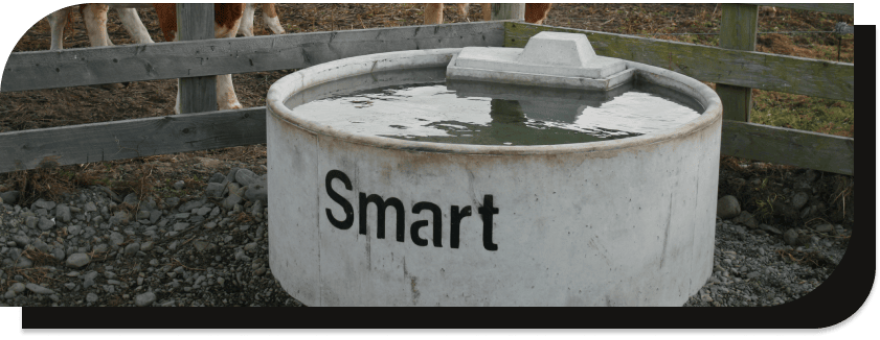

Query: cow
<box><xmin>44</xmin><ymin>3</ymin><xmax>283</xmax><ymax>114</ymax></box>
<box><xmin>45</xmin><ymin>3</ymin><xmax>285</xmax><ymax>50</ymax></box>
<box><xmin>424</xmin><ymin>3</ymin><xmax>553</xmax><ymax>25</ymax></box>
<box><xmin>239</xmin><ymin>3</ymin><xmax>285</xmax><ymax>37</ymax></box>
<box><xmin>152</xmin><ymin>3</ymin><xmax>245</xmax><ymax>113</ymax></box>
<box><xmin>46</xmin><ymin>4</ymin><xmax>154</xmax><ymax>50</ymax></box>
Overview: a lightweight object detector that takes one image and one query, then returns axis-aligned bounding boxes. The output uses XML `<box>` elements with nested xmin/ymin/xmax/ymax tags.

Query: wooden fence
<box><xmin>0</xmin><ymin>3</ymin><xmax>854</xmax><ymax>176</ymax></box>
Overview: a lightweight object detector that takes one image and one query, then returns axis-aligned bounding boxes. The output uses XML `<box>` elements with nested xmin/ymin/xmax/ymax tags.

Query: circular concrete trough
<box><xmin>266</xmin><ymin>48</ymin><xmax>722</xmax><ymax>306</ymax></box>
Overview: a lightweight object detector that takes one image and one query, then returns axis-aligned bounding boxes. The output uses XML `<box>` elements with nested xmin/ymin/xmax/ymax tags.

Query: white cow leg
<box><xmin>216</xmin><ymin>74</ymin><xmax>243</xmax><ymax>111</ymax></box>
<box><xmin>82</xmin><ymin>4</ymin><xmax>113</xmax><ymax>47</ymax></box>
<box><xmin>425</xmin><ymin>4</ymin><xmax>443</xmax><ymax>25</ymax></box>
<box><xmin>456</xmin><ymin>3</ymin><xmax>470</xmax><ymax>21</ymax></box>
<box><xmin>261</xmin><ymin>4</ymin><xmax>286</xmax><ymax>34</ymax></box>
<box><xmin>217</xmin><ymin>13</ymin><xmax>243</xmax><ymax>110</ymax></box>
<box><xmin>238</xmin><ymin>3</ymin><xmax>256</xmax><ymax>37</ymax></box>
<box><xmin>116</xmin><ymin>7</ymin><xmax>154</xmax><ymax>44</ymax></box>
<box><xmin>47</xmin><ymin>7</ymin><xmax>71</xmax><ymax>50</ymax></box>
<box><xmin>174</xmin><ymin>79</ymin><xmax>181</xmax><ymax>115</ymax></box>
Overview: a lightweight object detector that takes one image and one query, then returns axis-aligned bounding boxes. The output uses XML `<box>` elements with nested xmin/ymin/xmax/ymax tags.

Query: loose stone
<box><xmin>25</xmin><ymin>216</ymin><xmax>38</xmax><ymax>229</ymax></box>
<box><xmin>9</xmin><ymin>283</ymin><xmax>25</xmax><ymax>293</ymax></box>
<box><xmin>222</xmin><ymin>194</ymin><xmax>242</xmax><ymax>210</ymax></box>
<box><xmin>124</xmin><ymin>243</ymin><xmax>141</xmax><ymax>258</ymax></box>
<box><xmin>55</xmin><ymin>204</ymin><xmax>71</xmax><ymax>223</ymax></box>
<box><xmin>815</xmin><ymin>224</ymin><xmax>834</xmax><ymax>234</ymax></box>
<box><xmin>784</xmin><ymin>229</ymin><xmax>799</xmax><ymax>246</ymax></box>
<box><xmin>25</xmin><ymin>283</ymin><xmax>55</xmax><ymax>295</ymax></box>
<box><xmin>716</xmin><ymin>195</ymin><xmax>741</xmax><ymax>220</ymax></box>
<box><xmin>206</xmin><ymin>182</ymin><xmax>227</xmax><ymax>199</ymax></box>
<box><xmin>110</xmin><ymin>232</ymin><xmax>125</xmax><ymax>246</ymax></box>
<box><xmin>791</xmin><ymin>192</ymin><xmax>810</xmax><ymax>210</ymax></box>
<box><xmin>135</xmin><ymin>292</ymin><xmax>157</xmax><ymax>307</ymax></box>
<box><xmin>173</xmin><ymin>223</ymin><xmax>190</xmax><ymax>232</ymax></box>
<box><xmin>66</xmin><ymin>253</ymin><xmax>91</xmax><ymax>268</ymax></box>
<box><xmin>0</xmin><ymin>191</ymin><xmax>20</xmax><ymax>205</ymax></box>
<box><xmin>38</xmin><ymin>217</ymin><xmax>56</xmax><ymax>231</ymax></box>
<box><xmin>82</xmin><ymin>271</ymin><xmax>99</xmax><ymax>288</ymax></box>
<box><xmin>178</xmin><ymin>197</ymin><xmax>207</xmax><ymax>213</ymax></box>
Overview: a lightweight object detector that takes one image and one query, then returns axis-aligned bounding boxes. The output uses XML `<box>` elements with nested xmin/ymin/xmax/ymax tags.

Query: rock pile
<box><xmin>0</xmin><ymin>168</ymin><xmax>297</xmax><ymax>307</ymax></box>
<box><xmin>0</xmin><ymin>166</ymin><xmax>852</xmax><ymax>307</ymax></box>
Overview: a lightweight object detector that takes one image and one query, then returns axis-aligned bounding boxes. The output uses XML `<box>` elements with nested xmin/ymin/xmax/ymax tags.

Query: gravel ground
<box><xmin>0</xmin><ymin>167</ymin><xmax>850</xmax><ymax>307</ymax></box>
<box><xmin>1</xmin><ymin>168</ymin><xmax>300</xmax><ymax>307</ymax></box>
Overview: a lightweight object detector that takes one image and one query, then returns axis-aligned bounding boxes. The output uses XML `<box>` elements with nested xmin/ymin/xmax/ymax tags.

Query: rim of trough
<box><xmin>267</xmin><ymin>48</ymin><xmax>722</xmax><ymax>155</ymax></box>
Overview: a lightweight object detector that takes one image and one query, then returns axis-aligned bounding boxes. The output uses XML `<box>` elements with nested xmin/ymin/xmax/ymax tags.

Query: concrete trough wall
<box><xmin>266</xmin><ymin>49</ymin><xmax>723</xmax><ymax>306</ymax></box>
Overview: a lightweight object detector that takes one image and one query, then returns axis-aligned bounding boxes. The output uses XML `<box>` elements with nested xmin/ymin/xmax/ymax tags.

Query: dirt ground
<box><xmin>0</xmin><ymin>4</ymin><xmax>855</xmax><ymax>228</ymax></box>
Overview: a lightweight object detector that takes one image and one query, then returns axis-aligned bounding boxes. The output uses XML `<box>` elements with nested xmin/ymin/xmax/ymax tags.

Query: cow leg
<box><xmin>215</xmin><ymin>11</ymin><xmax>244</xmax><ymax>111</ymax></box>
<box><xmin>155</xmin><ymin>3</ymin><xmax>244</xmax><ymax>113</ymax></box>
<box><xmin>171</xmin><ymin>74</ymin><xmax>240</xmax><ymax>114</ymax></box>
<box><xmin>115</xmin><ymin>7</ymin><xmax>154</xmax><ymax>44</ymax></box>
<box><xmin>174</xmin><ymin>80</ymin><xmax>181</xmax><ymax>114</ymax></box>
<box><xmin>525</xmin><ymin>3</ymin><xmax>552</xmax><ymax>25</ymax></box>
<box><xmin>481</xmin><ymin>3</ymin><xmax>492</xmax><ymax>21</ymax></box>
<box><xmin>238</xmin><ymin>3</ymin><xmax>256</xmax><ymax>37</ymax></box>
<box><xmin>81</xmin><ymin>4</ymin><xmax>114</xmax><ymax>47</ymax></box>
<box><xmin>456</xmin><ymin>3</ymin><xmax>470</xmax><ymax>22</ymax></box>
<box><xmin>261</xmin><ymin>3</ymin><xmax>286</xmax><ymax>34</ymax></box>
<box><xmin>46</xmin><ymin>7</ymin><xmax>71</xmax><ymax>50</ymax></box>
<box><xmin>425</xmin><ymin>3</ymin><xmax>443</xmax><ymax>25</ymax></box>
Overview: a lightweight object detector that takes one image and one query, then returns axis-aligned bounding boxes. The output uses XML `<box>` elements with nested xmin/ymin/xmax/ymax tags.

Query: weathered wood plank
<box><xmin>504</xmin><ymin>23</ymin><xmax>854</xmax><ymax>102</ymax></box>
<box><xmin>0</xmin><ymin>108</ymin><xmax>266</xmax><ymax>173</ymax></box>
<box><xmin>177</xmin><ymin>3</ymin><xmax>217</xmax><ymax>114</ymax></box>
<box><xmin>721</xmin><ymin>121</ymin><xmax>854</xmax><ymax>176</ymax></box>
<box><xmin>492</xmin><ymin>4</ymin><xmax>524</xmax><ymax>21</ymax></box>
<box><xmin>717</xmin><ymin>4</ymin><xmax>758</xmax><ymax>122</ymax></box>
<box><xmin>1</xmin><ymin>109</ymin><xmax>854</xmax><ymax>176</ymax></box>
<box><xmin>751</xmin><ymin>3</ymin><xmax>854</xmax><ymax>15</ymax></box>
<box><xmin>1</xmin><ymin>21</ymin><xmax>505</xmax><ymax>93</ymax></box>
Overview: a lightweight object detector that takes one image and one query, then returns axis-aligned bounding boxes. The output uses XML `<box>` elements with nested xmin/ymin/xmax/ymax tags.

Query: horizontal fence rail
<box><xmin>504</xmin><ymin>23</ymin><xmax>854</xmax><ymax>102</ymax></box>
<box><xmin>0</xmin><ymin>20</ymin><xmax>854</xmax><ymax>176</ymax></box>
<box><xmin>1</xmin><ymin>21</ymin><xmax>505</xmax><ymax>93</ymax></box>
<box><xmin>0</xmin><ymin>110</ymin><xmax>854</xmax><ymax>176</ymax></box>
<box><xmin>721</xmin><ymin>121</ymin><xmax>854</xmax><ymax>175</ymax></box>
<box><xmin>0</xmin><ymin>108</ymin><xmax>266</xmax><ymax>173</ymax></box>
<box><xmin>751</xmin><ymin>3</ymin><xmax>854</xmax><ymax>15</ymax></box>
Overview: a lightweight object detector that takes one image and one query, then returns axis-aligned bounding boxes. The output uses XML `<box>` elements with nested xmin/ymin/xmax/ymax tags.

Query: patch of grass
<box><xmin>751</xmin><ymin>90</ymin><xmax>854</xmax><ymax>137</ymax></box>
<box><xmin>23</xmin><ymin>248</ymin><xmax>60</xmax><ymax>268</ymax></box>
<box><xmin>775</xmin><ymin>248</ymin><xmax>834</xmax><ymax>268</ymax></box>
<box><xmin>8</xmin><ymin>167</ymin><xmax>80</xmax><ymax>207</ymax></box>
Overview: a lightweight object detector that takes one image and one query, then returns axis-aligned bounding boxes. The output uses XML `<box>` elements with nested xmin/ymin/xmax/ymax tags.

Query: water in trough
<box><xmin>284</xmin><ymin>68</ymin><xmax>704</xmax><ymax>146</ymax></box>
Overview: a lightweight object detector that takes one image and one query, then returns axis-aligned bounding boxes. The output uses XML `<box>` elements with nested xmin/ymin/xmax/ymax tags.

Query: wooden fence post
<box><xmin>176</xmin><ymin>3</ymin><xmax>217</xmax><ymax>114</ymax></box>
<box><xmin>717</xmin><ymin>4</ymin><xmax>758</xmax><ymax>122</ymax></box>
<box><xmin>490</xmin><ymin>4</ymin><xmax>524</xmax><ymax>122</ymax></box>
<box><xmin>492</xmin><ymin>3</ymin><xmax>525</xmax><ymax>21</ymax></box>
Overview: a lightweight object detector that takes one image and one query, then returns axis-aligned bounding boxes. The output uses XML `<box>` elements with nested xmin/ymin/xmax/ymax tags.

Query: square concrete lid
<box><xmin>451</xmin><ymin>31</ymin><xmax>626</xmax><ymax>79</ymax></box>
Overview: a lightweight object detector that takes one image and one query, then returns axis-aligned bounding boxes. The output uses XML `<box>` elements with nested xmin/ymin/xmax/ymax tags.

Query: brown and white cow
<box><xmin>46</xmin><ymin>4</ymin><xmax>154</xmax><ymax>50</ymax></box>
<box><xmin>45</xmin><ymin>3</ymin><xmax>284</xmax><ymax>50</ymax></box>
<box><xmin>44</xmin><ymin>3</ymin><xmax>281</xmax><ymax>113</ymax></box>
<box><xmin>424</xmin><ymin>3</ymin><xmax>553</xmax><ymax>25</ymax></box>
<box><xmin>239</xmin><ymin>3</ymin><xmax>285</xmax><ymax>37</ymax></box>
<box><xmin>152</xmin><ymin>3</ymin><xmax>245</xmax><ymax>113</ymax></box>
